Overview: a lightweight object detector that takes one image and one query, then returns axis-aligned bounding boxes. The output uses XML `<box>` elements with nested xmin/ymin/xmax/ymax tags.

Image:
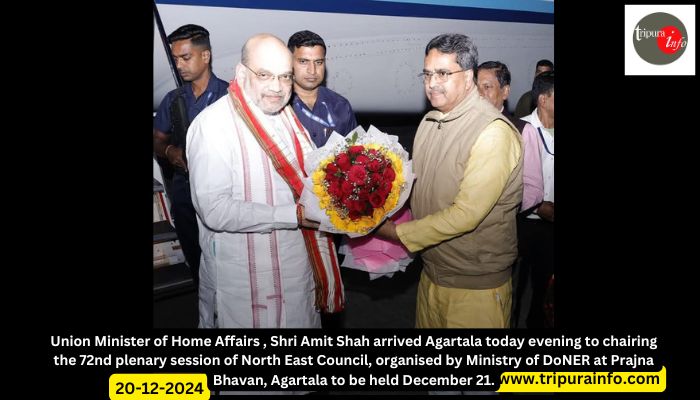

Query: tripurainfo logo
<box><xmin>633</xmin><ymin>12</ymin><xmax>688</xmax><ymax>64</ymax></box>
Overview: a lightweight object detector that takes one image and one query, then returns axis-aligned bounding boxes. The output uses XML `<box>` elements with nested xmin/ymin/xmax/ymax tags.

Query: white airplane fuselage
<box><xmin>153</xmin><ymin>1</ymin><xmax>554</xmax><ymax>114</ymax></box>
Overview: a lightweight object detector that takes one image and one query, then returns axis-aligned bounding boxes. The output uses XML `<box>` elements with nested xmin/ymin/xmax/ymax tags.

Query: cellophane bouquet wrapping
<box><xmin>300</xmin><ymin>125</ymin><xmax>414</xmax><ymax>237</ymax></box>
<box><xmin>338</xmin><ymin>207</ymin><xmax>415</xmax><ymax>279</ymax></box>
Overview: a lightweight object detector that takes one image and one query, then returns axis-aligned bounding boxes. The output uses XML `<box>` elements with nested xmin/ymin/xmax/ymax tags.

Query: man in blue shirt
<box><xmin>153</xmin><ymin>24</ymin><xmax>229</xmax><ymax>286</ymax></box>
<box><xmin>287</xmin><ymin>30</ymin><xmax>357</xmax><ymax>147</ymax></box>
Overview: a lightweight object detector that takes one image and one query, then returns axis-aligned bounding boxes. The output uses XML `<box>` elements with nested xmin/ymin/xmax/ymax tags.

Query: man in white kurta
<box><xmin>186</xmin><ymin>34</ymin><xmax>332</xmax><ymax>329</ymax></box>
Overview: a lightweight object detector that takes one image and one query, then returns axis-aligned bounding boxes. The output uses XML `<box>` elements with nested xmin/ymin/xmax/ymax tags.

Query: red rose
<box><xmin>369</xmin><ymin>191</ymin><xmax>386</xmax><ymax>208</ymax></box>
<box><xmin>342</xmin><ymin>197</ymin><xmax>363</xmax><ymax>213</ymax></box>
<box><xmin>351</xmin><ymin>199</ymin><xmax>366</xmax><ymax>212</ymax></box>
<box><xmin>348</xmin><ymin>209</ymin><xmax>362</xmax><ymax>221</ymax></box>
<box><xmin>367</xmin><ymin>159</ymin><xmax>382</xmax><ymax>172</ymax></box>
<box><xmin>325</xmin><ymin>172</ymin><xmax>339</xmax><ymax>184</ymax></box>
<box><xmin>325</xmin><ymin>162</ymin><xmax>339</xmax><ymax>175</ymax></box>
<box><xmin>348</xmin><ymin>145</ymin><xmax>364</xmax><ymax>155</ymax></box>
<box><xmin>356</xmin><ymin>188</ymin><xmax>370</xmax><ymax>201</ymax></box>
<box><xmin>327</xmin><ymin>181</ymin><xmax>342</xmax><ymax>198</ymax></box>
<box><xmin>368</xmin><ymin>172</ymin><xmax>382</xmax><ymax>187</ymax></box>
<box><xmin>368</xmin><ymin>149</ymin><xmax>379</xmax><ymax>156</ymax></box>
<box><xmin>348</xmin><ymin>165</ymin><xmax>367</xmax><ymax>185</ymax></box>
<box><xmin>382</xmin><ymin>165</ymin><xmax>396</xmax><ymax>182</ymax></box>
<box><xmin>341</xmin><ymin>180</ymin><xmax>354</xmax><ymax>195</ymax></box>
<box><xmin>378</xmin><ymin>180</ymin><xmax>392</xmax><ymax>197</ymax></box>
<box><xmin>354</xmin><ymin>154</ymin><xmax>370</xmax><ymax>165</ymax></box>
<box><xmin>336</xmin><ymin>153</ymin><xmax>351</xmax><ymax>170</ymax></box>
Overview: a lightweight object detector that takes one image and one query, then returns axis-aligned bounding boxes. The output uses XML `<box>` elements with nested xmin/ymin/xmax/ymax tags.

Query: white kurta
<box><xmin>186</xmin><ymin>93</ymin><xmax>320</xmax><ymax>329</ymax></box>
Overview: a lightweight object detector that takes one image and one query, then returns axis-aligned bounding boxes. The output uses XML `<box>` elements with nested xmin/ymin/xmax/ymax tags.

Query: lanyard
<box><xmin>298</xmin><ymin>100</ymin><xmax>335</xmax><ymax>129</ymax></box>
<box><xmin>538</xmin><ymin>127</ymin><xmax>554</xmax><ymax>156</ymax></box>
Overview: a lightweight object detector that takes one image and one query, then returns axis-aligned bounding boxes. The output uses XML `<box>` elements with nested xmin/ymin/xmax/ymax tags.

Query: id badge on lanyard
<box><xmin>299</xmin><ymin>101</ymin><xmax>335</xmax><ymax>137</ymax></box>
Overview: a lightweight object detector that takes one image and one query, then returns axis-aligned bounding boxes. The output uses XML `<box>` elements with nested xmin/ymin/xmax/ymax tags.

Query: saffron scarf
<box><xmin>228</xmin><ymin>79</ymin><xmax>344</xmax><ymax>313</ymax></box>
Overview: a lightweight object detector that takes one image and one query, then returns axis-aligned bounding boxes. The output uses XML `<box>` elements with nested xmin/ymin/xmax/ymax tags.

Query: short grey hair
<box><xmin>425</xmin><ymin>33</ymin><xmax>479</xmax><ymax>76</ymax></box>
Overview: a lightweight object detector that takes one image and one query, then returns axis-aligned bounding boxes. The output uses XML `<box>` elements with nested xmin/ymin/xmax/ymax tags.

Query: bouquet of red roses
<box><xmin>301</xmin><ymin>125</ymin><xmax>414</xmax><ymax>237</ymax></box>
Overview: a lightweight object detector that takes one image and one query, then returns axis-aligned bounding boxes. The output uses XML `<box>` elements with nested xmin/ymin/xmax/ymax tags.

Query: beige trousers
<box><xmin>415</xmin><ymin>271</ymin><xmax>512</xmax><ymax>328</ymax></box>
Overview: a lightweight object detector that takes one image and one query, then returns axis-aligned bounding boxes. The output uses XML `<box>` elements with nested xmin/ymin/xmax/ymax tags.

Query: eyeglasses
<box><xmin>418</xmin><ymin>69</ymin><xmax>468</xmax><ymax>83</ymax></box>
<box><xmin>242</xmin><ymin>63</ymin><xmax>293</xmax><ymax>84</ymax></box>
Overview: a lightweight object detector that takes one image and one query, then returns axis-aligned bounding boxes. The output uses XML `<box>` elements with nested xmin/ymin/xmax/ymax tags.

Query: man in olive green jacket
<box><xmin>377</xmin><ymin>33</ymin><xmax>523</xmax><ymax>329</ymax></box>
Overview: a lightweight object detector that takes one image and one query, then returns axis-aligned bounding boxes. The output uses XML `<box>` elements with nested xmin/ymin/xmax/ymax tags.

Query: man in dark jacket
<box><xmin>153</xmin><ymin>24</ymin><xmax>229</xmax><ymax>286</ymax></box>
<box><xmin>477</xmin><ymin>61</ymin><xmax>526</xmax><ymax>133</ymax></box>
